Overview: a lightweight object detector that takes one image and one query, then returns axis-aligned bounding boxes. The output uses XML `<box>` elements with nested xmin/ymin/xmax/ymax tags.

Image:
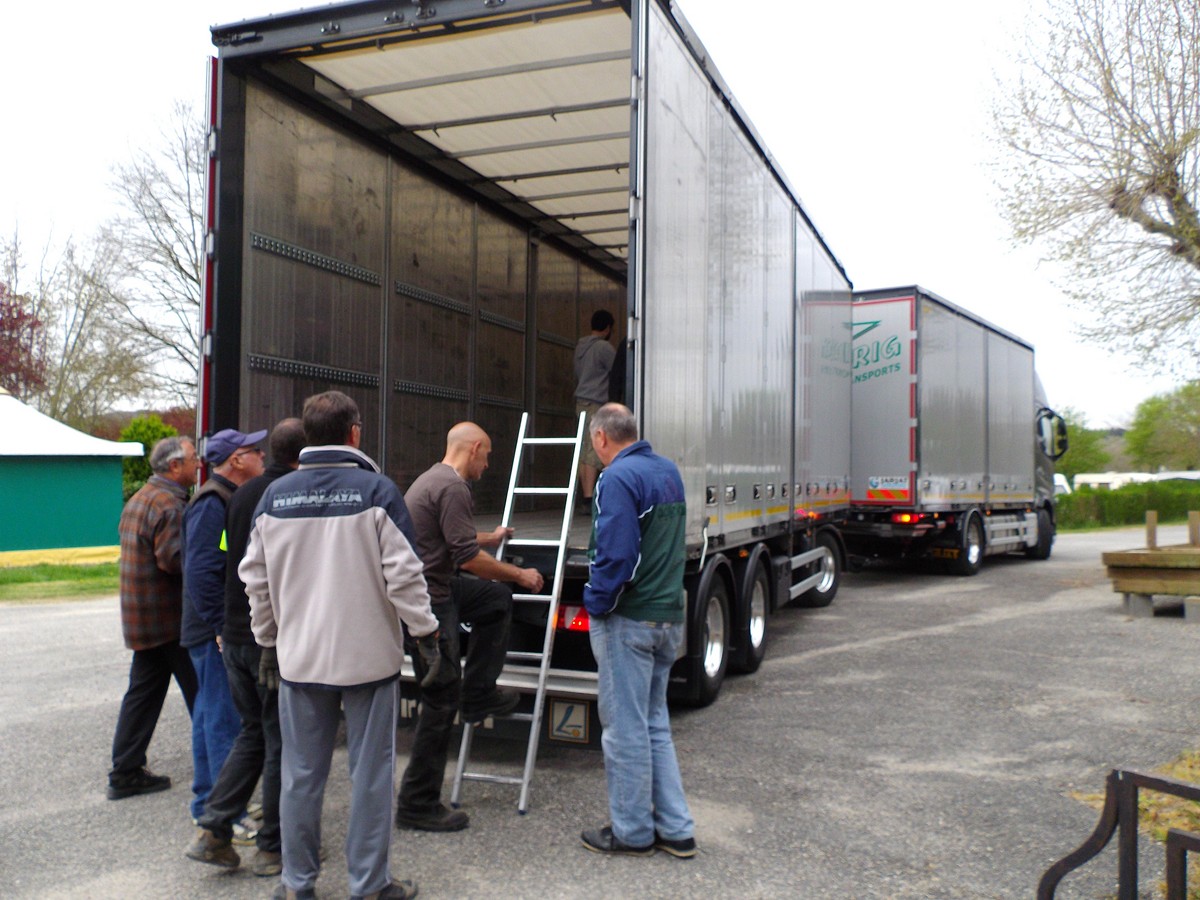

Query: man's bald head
<box><xmin>443</xmin><ymin>422</ymin><xmax>494</xmax><ymax>482</ymax></box>
<box><xmin>447</xmin><ymin>421</ymin><xmax>487</xmax><ymax>452</ymax></box>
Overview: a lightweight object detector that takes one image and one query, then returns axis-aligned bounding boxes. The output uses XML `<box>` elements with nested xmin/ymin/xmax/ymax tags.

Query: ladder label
<box><xmin>548</xmin><ymin>699</ymin><xmax>590</xmax><ymax>744</ymax></box>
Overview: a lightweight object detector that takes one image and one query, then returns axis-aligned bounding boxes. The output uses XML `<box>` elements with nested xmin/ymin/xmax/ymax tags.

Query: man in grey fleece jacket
<box><xmin>240</xmin><ymin>391</ymin><xmax>439</xmax><ymax>900</ymax></box>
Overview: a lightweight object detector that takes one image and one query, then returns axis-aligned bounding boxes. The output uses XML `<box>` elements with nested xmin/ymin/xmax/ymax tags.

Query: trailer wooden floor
<box><xmin>481</xmin><ymin>505</ymin><xmax>593</xmax><ymax>560</ymax></box>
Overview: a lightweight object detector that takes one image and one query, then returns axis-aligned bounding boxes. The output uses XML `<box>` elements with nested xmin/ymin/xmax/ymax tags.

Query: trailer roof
<box><xmin>853</xmin><ymin>285</ymin><xmax>1034</xmax><ymax>351</ymax></box>
<box><xmin>212</xmin><ymin>0</ymin><xmax>849</xmax><ymax>283</ymax></box>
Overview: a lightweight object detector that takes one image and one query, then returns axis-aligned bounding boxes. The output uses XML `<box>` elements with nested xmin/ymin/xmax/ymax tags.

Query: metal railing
<box><xmin>1039</xmin><ymin>768</ymin><xmax>1200</xmax><ymax>899</ymax></box>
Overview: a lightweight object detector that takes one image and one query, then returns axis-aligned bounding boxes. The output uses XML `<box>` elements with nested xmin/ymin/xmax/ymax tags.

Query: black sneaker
<box><xmin>580</xmin><ymin>825</ymin><xmax>654</xmax><ymax>856</ymax></box>
<box><xmin>375</xmin><ymin>881</ymin><xmax>419</xmax><ymax>900</ymax></box>
<box><xmin>654</xmin><ymin>832</ymin><xmax>697</xmax><ymax>858</ymax></box>
<box><xmin>394</xmin><ymin>803</ymin><xmax>470</xmax><ymax>832</ymax></box>
<box><xmin>460</xmin><ymin>689</ymin><xmax>520</xmax><ymax>724</ymax></box>
<box><xmin>107</xmin><ymin>766</ymin><xmax>171</xmax><ymax>800</ymax></box>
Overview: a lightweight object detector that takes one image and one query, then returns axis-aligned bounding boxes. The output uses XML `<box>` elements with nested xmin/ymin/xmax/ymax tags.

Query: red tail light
<box><xmin>555</xmin><ymin>605</ymin><xmax>591</xmax><ymax>632</ymax></box>
<box><xmin>891</xmin><ymin>512</ymin><xmax>925</xmax><ymax>525</ymax></box>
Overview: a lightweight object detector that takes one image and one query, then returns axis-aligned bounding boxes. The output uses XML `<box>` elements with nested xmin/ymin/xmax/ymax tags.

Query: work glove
<box><xmin>258</xmin><ymin>646</ymin><xmax>280</xmax><ymax>691</ymax></box>
<box><xmin>416</xmin><ymin>631</ymin><xmax>442</xmax><ymax>689</ymax></box>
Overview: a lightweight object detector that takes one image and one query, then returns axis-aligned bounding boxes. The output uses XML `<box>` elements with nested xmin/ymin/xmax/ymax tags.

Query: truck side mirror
<box><xmin>1037</xmin><ymin>408</ymin><xmax>1068</xmax><ymax>461</ymax></box>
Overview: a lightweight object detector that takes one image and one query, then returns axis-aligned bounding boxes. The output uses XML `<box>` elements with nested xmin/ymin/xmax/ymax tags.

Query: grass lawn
<box><xmin>0</xmin><ymin>563</ymin><xmax>119</xmax><ymax>603</ymax></box>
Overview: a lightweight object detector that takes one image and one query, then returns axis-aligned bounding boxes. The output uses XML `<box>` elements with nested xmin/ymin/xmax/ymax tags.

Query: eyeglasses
<box><xmin>233</xmin><ymin>447</ymin><xmax>264</xmax><ymax>460</ymax></box>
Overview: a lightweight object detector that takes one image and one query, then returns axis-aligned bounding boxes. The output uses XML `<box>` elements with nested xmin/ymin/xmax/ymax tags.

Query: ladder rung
<box><xmin>461</xmin><ymin>772</ymin><xmax>525</xmax><ymax>786</ymax></box>
<box><xmin>452</xmin><ymin>410</ymin><xmax>587</xmax><ymax>816</ymax></box>
<box><xmin>506</xmin><ymin>650</ymin><xmax>545</xmax><ymax>662</ymax></box>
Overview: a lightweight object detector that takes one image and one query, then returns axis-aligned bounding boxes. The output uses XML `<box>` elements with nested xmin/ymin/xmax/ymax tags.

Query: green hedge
<box><xmin>1058</xmin><ymin>480</ymin><xmax>1200</xmax><ymax>529</ymax></box>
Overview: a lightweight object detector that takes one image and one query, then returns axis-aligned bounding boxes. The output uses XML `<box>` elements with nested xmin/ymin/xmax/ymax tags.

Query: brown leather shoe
<box><xmin>184</xmin><ymin>828</ymin><xmax>240</xmax><ymax>868</ymax></box>
<box><xmin>251</xmin><ymin>848</ymin><xmax>282</xmax><ymax>876</ymax></box>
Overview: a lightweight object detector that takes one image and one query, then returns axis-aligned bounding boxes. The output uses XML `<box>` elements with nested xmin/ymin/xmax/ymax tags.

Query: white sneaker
<box><xmin>232</xmin><ymin>815</ymin><xmax>259</xmax><ymax>846</ymax></box>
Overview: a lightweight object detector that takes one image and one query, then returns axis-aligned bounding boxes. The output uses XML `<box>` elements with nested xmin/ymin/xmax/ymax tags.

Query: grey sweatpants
<box><xmin>278</xmin><ymin>679</ymin><xmax>398</xmax><ymax>898</ymax></box>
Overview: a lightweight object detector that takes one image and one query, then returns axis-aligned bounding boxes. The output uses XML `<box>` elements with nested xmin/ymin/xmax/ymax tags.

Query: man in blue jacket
<box><xmin>181</xmin><ymin>427</ymin><xmax>265</xmax><ymax>824</ymax></box>
<box><xmin>579</xmin><ymin>403</ymin><xmax>697</xmax><ymax>859</ymax></box>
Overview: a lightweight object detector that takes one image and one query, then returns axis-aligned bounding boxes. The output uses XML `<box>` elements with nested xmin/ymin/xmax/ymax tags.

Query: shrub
<box><xmin>1057</xmin><ymin>480</ymin><xmax>1200</xmax><ymax>529</ymax></box>
<box><xmin>119</xmin><ymin>415</ymin><xmax>179</xmax><ymax>500</ymax></box>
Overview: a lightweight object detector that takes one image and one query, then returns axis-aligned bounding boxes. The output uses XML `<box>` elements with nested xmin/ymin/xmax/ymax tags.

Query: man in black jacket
<box><xmin>186</xmin><ymin>418</ymin><xmax>305</xmax><ymax>876</ymax></box>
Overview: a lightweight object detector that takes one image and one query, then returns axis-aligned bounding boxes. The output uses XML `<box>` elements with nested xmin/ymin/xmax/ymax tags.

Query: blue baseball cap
<box><xmin>204</xmin><ymin>428</ymin><xmax>268</xmax><ymax>464</ymax></box>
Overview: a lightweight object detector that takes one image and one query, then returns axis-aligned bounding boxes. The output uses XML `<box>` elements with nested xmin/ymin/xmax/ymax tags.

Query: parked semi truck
<box><xmin>842</xmin><ymin>286</ymin><xmax>1067</xmax><ymax>575</ymax></box>
<box><xmin>202</xmin><ymin>0</ymin><xmax>852</xmax><ymax>711</ymax></box>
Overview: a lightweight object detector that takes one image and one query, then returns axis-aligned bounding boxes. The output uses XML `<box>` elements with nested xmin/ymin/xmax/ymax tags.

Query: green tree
<box><xmin>1056</xmin><ymin>406</ymin><xmax>1111</xmax><ymax>481</ymax></box>
<box><xmin>119</xmin><ymin>414</ymin><xmax>179</xmax><ymax>500</ymax></box>
<box><xmin>994</xmin><ymin>0</ymin><xmax>1200</xmax><ymax>370</ymax></box>
<box><xmin>1125</xmin><ymin>382</ymin><xmax>1200</xmax><ymax>471</ymax></box>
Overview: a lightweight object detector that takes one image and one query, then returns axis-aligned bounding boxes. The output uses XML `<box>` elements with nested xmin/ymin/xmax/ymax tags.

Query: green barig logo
<box><xmin>851</xmin><ymin>319</ymin><xmax>903</xmax><ymax>383</ymax></box>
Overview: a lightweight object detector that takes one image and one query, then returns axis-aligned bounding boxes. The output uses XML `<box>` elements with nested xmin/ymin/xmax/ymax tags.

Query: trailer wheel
<box><xmin>730</xmin><ymin>555</ymin><xmax>769</xmax><ymax>674</ymax></box>
<box><xmin>951</xmin><ymin>514</ymin><xmax>984</xmax><ymax>576</ymax></box>
<box><xmin>688</xmin><ymin>572</ymin><xmax>730</xmax><ymax>707</ymax></box>
<box><xmin>1025</xmin><ymin>508</ymin><xmax>1054</xmax><ymax>560</ymax></box>
<box><xmin>793</xmin><ymin>529</ymin><xmax>840</xmax><ymax>607</ymax></box>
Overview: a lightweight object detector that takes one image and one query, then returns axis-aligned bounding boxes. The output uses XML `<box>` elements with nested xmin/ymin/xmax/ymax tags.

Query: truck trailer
<box><xmin>843</xmin><ymin>287</ymin><xmax>1067</xmax><ymax>575</ymax></box>
<box><xmin>202</xmin><ymin>0</ymin><xmax>852</xmax><ymax>710</ymax></box>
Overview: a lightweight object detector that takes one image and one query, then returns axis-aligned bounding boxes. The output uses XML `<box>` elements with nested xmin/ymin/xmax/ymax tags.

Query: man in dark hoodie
<box><xmin>186</xmin><ymin>418</ymin><xmax>305</xmax><ymax>877</ymax></box>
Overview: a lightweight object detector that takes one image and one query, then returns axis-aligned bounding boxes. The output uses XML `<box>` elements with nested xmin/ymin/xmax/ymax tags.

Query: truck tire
<box><xmin>793</xmin><ymin>529</ymin><xmax>840</xmax><ymax>607</ymax></box>
<box><xmin>687</xmin><ymin>569</ymin><xmax>730</xmax><ymax>707</ymax></box>
<box><xmin>951</xmin><ymin>514</ymin><xmax>984</xmax><ymax>576</ymax></box>
<box><xmin>1025</xmin><ymin>507</ymin><xmax>1054</xmax><ymax>560</ymax></box>
<box><xmin>730</xmin><ymin>554</ymin><xmax>769</xmax><ymax>674</ymax></box>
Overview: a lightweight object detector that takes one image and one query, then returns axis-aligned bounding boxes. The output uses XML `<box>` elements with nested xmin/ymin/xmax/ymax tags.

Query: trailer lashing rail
<box><xmin>1038</xmin><ymin>768</ymin><xmax>1200</xmax><ymax>899</ymax></box>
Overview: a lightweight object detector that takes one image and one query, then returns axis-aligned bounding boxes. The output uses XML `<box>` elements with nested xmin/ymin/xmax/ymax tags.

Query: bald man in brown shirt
<box><xmin>395</xmin><ymin>422</ymin><xmax>543</xmax><ymax>832</ymax></box>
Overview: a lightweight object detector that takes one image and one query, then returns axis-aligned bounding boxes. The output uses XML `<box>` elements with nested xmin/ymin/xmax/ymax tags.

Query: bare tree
<box><xmin>1</xmin><ymin>233</ymin><xmax>157</xmax><ymax>430</ymax></box>
<box><xmin>994</xmin><ymin>0</ymin><xmax>1200</xmax><ymax>370</ymax></box>
<box><xmin>108</xmin><ymin>101</ymin><xmax>206</xmax><ymax>406</ymax></box>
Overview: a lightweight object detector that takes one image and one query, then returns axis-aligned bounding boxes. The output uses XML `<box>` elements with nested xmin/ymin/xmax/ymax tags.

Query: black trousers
<box><xmin>198</xmin><ymin>640</ymin><xmax>282</xmax><ymax>852</ymax></box>
<box><xmin>111</xmin><ymin>640</ymin><xmax>198</xmax><ymax>776</ymax></box>
<box><xmin>397</xmin><ymin>576</ymin><xmax>512</xmax><ymax>811</ymax></box>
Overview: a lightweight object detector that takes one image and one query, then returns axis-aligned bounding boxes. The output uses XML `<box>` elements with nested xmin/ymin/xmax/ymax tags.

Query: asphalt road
<box><xmin>2</xmin><ymin>525</ymin><xmax>1198</xmax><ymax>899</ymax></box>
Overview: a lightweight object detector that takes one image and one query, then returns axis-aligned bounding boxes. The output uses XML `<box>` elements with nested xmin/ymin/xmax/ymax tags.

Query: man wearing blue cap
<box><xmin>181</xmin><ymin>427</ymin><xmax>266</xmax><ymax>826</ymax></box>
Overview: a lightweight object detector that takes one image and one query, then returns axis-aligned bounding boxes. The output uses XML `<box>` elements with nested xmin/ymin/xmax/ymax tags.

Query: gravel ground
<box><xmin>1</xmin><ymin>525</ymin><xmax>1197</xmax><ymax>899</ymax></box>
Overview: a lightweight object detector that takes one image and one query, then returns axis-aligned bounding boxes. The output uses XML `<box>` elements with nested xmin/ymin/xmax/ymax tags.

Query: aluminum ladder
<box><xmin>450</xmin><ymin>410</ymin><xmax>586</xmax><ymax>814</ymax></box>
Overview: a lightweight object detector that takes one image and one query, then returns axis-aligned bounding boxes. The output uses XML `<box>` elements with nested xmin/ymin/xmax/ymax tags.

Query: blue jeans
<box><xmin>588</xmin><ymin>614</ymin><xmax>694</xmax><ymax>847</ymax></box>
<box><xmin>188</xmin><ymin>641</ymin><xmax>242</xmax><ymax>820</ymax></box>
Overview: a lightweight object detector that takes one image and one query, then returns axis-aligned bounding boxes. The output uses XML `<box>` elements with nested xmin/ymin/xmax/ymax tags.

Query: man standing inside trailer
<box><xmin>241</xmin><ymin>391</ymin><xmax>440</xmax><ymax>900</ymax></box>
<box><xmin>395</xmin><ymin>421</ymin><xmax>544</xmax><ymax>832</ymax></box>
<box><xmin>573</xmin><ymin>310</ymin><xmax>616</xmax><ymax>505</ymax></box>
<box><xmin>580</xmin><ymin>403</ymin><xmax>696</xmax><ymax>859</ymax></box>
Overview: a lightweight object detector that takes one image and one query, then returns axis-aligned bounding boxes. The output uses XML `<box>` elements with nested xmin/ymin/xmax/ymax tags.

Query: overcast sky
<box><xmin>0</xmin><ymin>0</ymin><xmax>1182</xmax><ymax>429</ymax></box>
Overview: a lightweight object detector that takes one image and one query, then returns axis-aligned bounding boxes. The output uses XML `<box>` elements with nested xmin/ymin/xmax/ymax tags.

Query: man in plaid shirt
<box><xmin>107</xmin><ymin>435</ymin><xmax>201</xmax><ymax>800</ymax></box>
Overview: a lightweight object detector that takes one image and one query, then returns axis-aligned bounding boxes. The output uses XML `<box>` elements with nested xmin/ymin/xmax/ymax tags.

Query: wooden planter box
<box><xmin>1101</xmin><ymin>512</ymin><xmax>1200</xmax><ymax>617</ymax></box>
